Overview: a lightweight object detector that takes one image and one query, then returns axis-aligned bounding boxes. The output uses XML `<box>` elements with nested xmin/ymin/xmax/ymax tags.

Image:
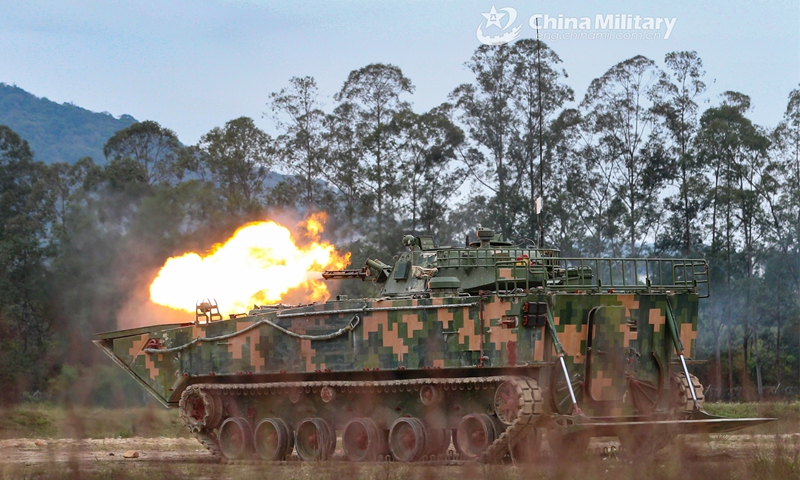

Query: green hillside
<box><xmin>0</xmin><ymin>83</ymin><xmax>137</xmax><ymax>164</ymax></box>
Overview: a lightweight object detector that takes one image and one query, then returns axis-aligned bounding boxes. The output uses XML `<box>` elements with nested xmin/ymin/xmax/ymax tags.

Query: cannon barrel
<box><xmin>321</xmin><ymin>259</ymin><xmax>392</xmax><ymax>282</ymax></box>
<box><xmin>322</xmin><ymin>268</ymin><xmax>370</xmax><ymax>280</ymax></box>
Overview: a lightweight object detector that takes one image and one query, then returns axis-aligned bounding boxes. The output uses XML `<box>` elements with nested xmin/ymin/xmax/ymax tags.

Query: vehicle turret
<box><xmin>325</xmin><ymin>228</ymin><xmax>574</xmax><ymax>296</ymax></box>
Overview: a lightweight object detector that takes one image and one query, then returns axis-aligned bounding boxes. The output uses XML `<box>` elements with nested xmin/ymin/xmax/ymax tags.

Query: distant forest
<box><xmin>0</xmin><ymin>83</ymin><xmax>137</xmax><ymax>164</ymax></box>
<box><xmin>0</xmin><ymin>41</ymin><xmax>798</xmax><ymax>405</ymax></box>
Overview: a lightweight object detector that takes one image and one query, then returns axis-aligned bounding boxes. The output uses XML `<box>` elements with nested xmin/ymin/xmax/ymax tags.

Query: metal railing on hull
<box><xmin>492</xmin><ymin>257</ymin><xmax>709</xmax><ymax>297</ymax></box>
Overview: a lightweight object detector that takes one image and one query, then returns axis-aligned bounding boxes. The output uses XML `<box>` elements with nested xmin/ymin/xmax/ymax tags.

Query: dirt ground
<box><xmin>0</xmin><ymin>437</ymin><xmax>209</xmax><ymax>465</ymax></box>
<box><xmin>0</xmin><ymin>434</ymin><xmax>798</xmax><ymax>479</ymax></box>
<box><xmin>2</xmin><ymin>434</ymin><xmax>798</xmax><ymax>463</ymax></box>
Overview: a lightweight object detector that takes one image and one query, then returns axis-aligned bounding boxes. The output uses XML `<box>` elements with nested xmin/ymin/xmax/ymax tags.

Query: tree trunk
<box><xmin>498</xmin><ymin>149</ymin><xmax>508</xmax><ymax>239</ymax></box>
<box><xmin>411</xmin><ymin>178</ymin><xmax>418</xmax><ymax>232</ymax></box>
<box><xmin>776</xmin><ymin>317</ymin><xmax>783</xmax><ymax>387</ymax></box>
<box><xmin>376</xmin><ymin>151</ymin><xmax>384</xmax><ymax>253</ymax></box>
<box><xmin>306</xmin><ymin>147</ymin><xmax>314</xmax><ymax>206</ymax></box>
<box><xmin>630</xmin><ymin>192</ymin><xmax>636</xmax><ymax>257</ymax></box>
<box><xmin>714</xmin><ymin>318</ymin><xmax>722</xmax><ymax>401</ymax></box>
<box><xmin>711</xmin><ymin>164</ymin><xmax>720</xmax><ymax>248</ymax></box>
<box><xmin>742</xmin><ymin>323</ymin><xmax>752</xmax><ymax>401</ymax></box>
<box><xmin>727</xmin><ymin>326</ymin><xmax>734</xmax><ymax>400</ymax></box>
<box><xmin>681</xmin><ymin>162</ymin><xmax>691</xmax><ymax>255</ymax></box>
<box><xmin>754</xmin><ymin>325</ymin><xmax>763</xmax><ymax>400</ymax></box>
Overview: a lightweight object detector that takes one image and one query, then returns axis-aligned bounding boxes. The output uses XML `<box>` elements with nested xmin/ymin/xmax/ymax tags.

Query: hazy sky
<box><xmin>1</xmin><ymin>0</ymin><xmax>798</xmax><ymax>144</ymax></box>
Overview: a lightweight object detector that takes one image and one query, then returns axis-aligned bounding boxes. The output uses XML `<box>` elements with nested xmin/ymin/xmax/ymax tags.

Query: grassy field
<box><xmin>704</xmin><ymin>402</ymin><xmax>800</xmax><ymax>434</ymax></box>
<box><xmin>0</xmin><ymin>403</ymin><xmax>189</xmax><ymax>439</ymax></box>
<box><xmin>1</xmin><ymin>401</ymin><xmax>797</xmax><ymax>440</ymax></box>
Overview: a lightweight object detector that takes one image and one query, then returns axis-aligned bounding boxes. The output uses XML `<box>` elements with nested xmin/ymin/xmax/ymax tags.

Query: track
<box><xmin>179</xmin><ymin>375</ymin><xmax>544</xmax><ymax>463</ymax></box>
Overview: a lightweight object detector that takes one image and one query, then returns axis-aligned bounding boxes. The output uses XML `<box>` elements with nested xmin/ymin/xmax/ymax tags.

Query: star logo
<box><xmin>476</xmin><ymin>6</ymin><xmax>521</xmax><ymax>46</ymax></box>
<box><xmin>482</xmin><ymin>6</ymin><xmax>506</xmax><ymax>28</ymax></box>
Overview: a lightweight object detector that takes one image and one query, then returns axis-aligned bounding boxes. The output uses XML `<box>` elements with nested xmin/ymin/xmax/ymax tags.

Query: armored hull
<box><xmin>93</xmin><ymin>229</ymin><xmax>772</xmax><ymax>462</ymax></box>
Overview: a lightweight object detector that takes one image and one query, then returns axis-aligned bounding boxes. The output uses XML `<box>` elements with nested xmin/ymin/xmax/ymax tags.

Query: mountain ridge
<box><xmin>0</xmin><ymin>83</ymin><xmax>138</xmax><ymax>164</ymax></box>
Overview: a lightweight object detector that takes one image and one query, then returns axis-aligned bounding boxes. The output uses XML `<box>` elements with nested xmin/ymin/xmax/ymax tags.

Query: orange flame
<box><xmin>149</xmin><ymin>213</ymin><xmax>349</xmax><ymax>317</ymax></box>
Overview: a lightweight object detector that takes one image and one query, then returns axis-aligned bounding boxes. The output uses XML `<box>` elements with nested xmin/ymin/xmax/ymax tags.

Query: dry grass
<box><xmin>0</xmin><ymin>403</ymin><xmax>189</xmax><ymax>439</ymax></box>
<box><xmin>703</xmin><ymin>402</ymin><xmax>800</xmax><ymax>434</ymax></box>
<box><xmin>749</xmin><ymin>434</ymin><xmax>800</xmax><ymax>480</ymax></box>
<box><xmin>1</xmin><ymin>401</ymin><xmax>795</xmax><ymax>440</ymax></box>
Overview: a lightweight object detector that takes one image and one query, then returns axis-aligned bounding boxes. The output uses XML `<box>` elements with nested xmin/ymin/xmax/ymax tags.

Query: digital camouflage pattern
<box><xmin>95</xmin><ymin>292</ymin><xmax>696</xmax><ymax>413</ymax></box>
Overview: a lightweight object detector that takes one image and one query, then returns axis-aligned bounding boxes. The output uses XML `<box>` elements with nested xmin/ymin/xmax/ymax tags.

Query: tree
<box><xmin>0</xmin><ymin>126</ymin><xmax>52</xmax><ymax>401</ymax></box>
<box><xmin>768</xmin><ymin>87</ymin><xmax>800</xmax><ymax>251</ymax></box>
<box><xmin>580</xmin><ymin>55</ymin><xmax>669</xmax><ymax>257</ymax></box>
<box><xmin>322</xmin><ymin>102</ymin><xmax>367</xmax><ymax>240</ymax></box>
<box><xmin>652</xmin><ymin>51</ymin><xmax>709</xmax><ymax>255</ymax></box>
<box><xmin>508</xmin><ymin>39</ymin><xmax>574</xmax><ymax>243</ymax></box>
<box><xmin>540</xmin><ymin>108</ymin><xmax>586</xmax><ymax>255</ymax></box>
<box><xmin>268</xmin><ymin>76</ymin><xmax>327</xmax><ymax>209</ymax></box>
<box><xmin>752</xmin><ymin>88</ymin><xmax>800</xmax><ymax>397</ymax></box>
<box><xmin>391</xmin><ymin>105</ymin><xmax>465</xmax><ymax>239</ymax></box>
<box><xmin>450</xmin><ymin>45</ymin><xmax>520</xmax><ymax>240</ymax></box>
<box><xmin>335</xmin><ymin>64</ymin><xmax>414</xmax><ymax>254</ymax></box>
<box><xmin>698</xmin><ymin>94</ymin><xmax>770</xmax><ymax>277</ymax></box>
<box><xmin>695</xmin><ymin>93</ymin><xmax>770</xmax><ymax>399</ymax></box>
<box><xmin>452</xmin><ymin>42</ymin><xmax>592</xmax><ymax>249</ymax></box>
<box><xmin>573</xmin><ymin>139</ymin><xmax>626</xmax><ymax>256</ymax></box>
<box><xmin>42</xmin><ymin>157</ymin><xmax>101</xmax><ymax>241</ymax></box>
<box><xmin>103</xmin><ymin>121</ymin><xmax>183</xmax><ymax>186</ymax></box>
<box><xmin>199</xmin><ymin>117</ymin><xmax>274</xmax><ymax>217</ymax></box>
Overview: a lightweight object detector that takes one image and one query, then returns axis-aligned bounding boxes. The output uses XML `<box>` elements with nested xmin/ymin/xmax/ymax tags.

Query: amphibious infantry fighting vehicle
<box><xmin>94</xmin><ymin>228</ymin><xmax>771</xmax><ymax>462</ymax></box>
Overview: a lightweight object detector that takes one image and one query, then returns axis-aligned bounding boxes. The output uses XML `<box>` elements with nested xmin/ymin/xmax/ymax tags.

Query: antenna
<box><xmin>536</xmin><ymin>19</ymin><xmax>545</xmax><ymax>248</ymax></box>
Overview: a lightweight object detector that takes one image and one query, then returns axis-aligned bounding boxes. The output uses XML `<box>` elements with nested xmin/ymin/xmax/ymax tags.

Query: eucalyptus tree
<box><xmin>103</xmin><ymin>120</ymin><xmax>183</xmax><ymax>187</ymax></box>
<box><xmin>543</xmin><ymin>108</ymin><xmax>592</xmax><ymax>255</ymax></box>
<box><xmin>695</xmin><ymin>93</ymin><xmax>770</xmax><ymax>399</ymax></box>
<box><xmin>391</xmin><ymin>105</ymin><xmax>466</xmax><ymax>239</ymax></box>
<box><xmin>322</xmin><ymin>102</ymin><xmax>367</xmax><ymax>239</ymax></box>
<box><xmin>199</xmin><ymin>117</ymin><xmax>274</xmax><ymax>218</ymax></box>
<box><xmin>334</xmin><ymin>63</ymin><xmax>414</xmax><ymax>254</ymax></box>
<box><xmin>450</xmin><ymin>45</ymin><xmax>520</xmax><ymax>240</ymax></box>
<box><xmin>649</xmin><ymin>51</ymin><xmax>726</xmax><ymax>393</ymax></box>
<box><xmin>652</xmin><ymin>51</ymin><xmax>709</xmax><ymax>255</ymax></box>
<box><xmin>754</xmin><ymin>254</ymin><xmax>800</xmax><ymax>396</ymax></box>
<box><xmin>574</xmin><ymin>139</ymin><xmax>626</xmax><ymax>256</ymax></box>
<box><xmin>268</xmin><ymin>76</ymin><xmax>327</xmax><ymax>209</ymax></box>
<box><xmin>508</xmin><ymin>39</ymin><xmax>574</xmax><ymax>243</ymax></box>
<box><xmin>698</xmin><ymin>93</ymin><xmax>769</xmax><ymax>277</ymax></box>
<box><xmin>755</xmin><ymin>87</ymin><xmax>800</xmax><ymax>395</ymax></box>
<box><xmin>580</xmin><ymin>55</ymin><xmax>670</xmax><ymax>257</ymax></box>
<box><xmin>768</xmin><ymin>87</ymin><xmax>800</xmax><ymax>251</ymax></box>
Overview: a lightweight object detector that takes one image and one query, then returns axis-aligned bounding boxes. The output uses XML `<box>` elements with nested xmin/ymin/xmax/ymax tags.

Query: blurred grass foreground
<box><xmin>0</xmin><ymin>399</ymin><xmax>797</xmax><ymax>480</ymax></box>
<box><xmin>0</xmin><ymin>398</ymin><xmax>798</xmax><ymax>440</ymax></box>
<box><xmin>0</xmin><ymin>364</ymin><xmax>796</xmax><ymax>480</ymax></box>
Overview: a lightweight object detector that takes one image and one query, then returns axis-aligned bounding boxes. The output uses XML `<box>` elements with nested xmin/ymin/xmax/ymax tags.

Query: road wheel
<box><xmin>389</xmin><ymin>417</ymin><xmax>428</xmax><ymax>462</ymax></box>
<box><xmin>253</xmin><ymin>418</ymin><xmax>294</xmax><ymax>461</ymax></box>
<box><xmin>295</xmin><ymin>418</ymin><xmax>336</xmax><ymax>461</ymax></box>
<box><xmin>218</xmin><ymin>417</ymin><xmax>254</xmax><ymax>460</ymax></box>
<box><xmin>343</xmin><ymin>418</ymin><xmax>387</xmax><ymax>462</ymax></box>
